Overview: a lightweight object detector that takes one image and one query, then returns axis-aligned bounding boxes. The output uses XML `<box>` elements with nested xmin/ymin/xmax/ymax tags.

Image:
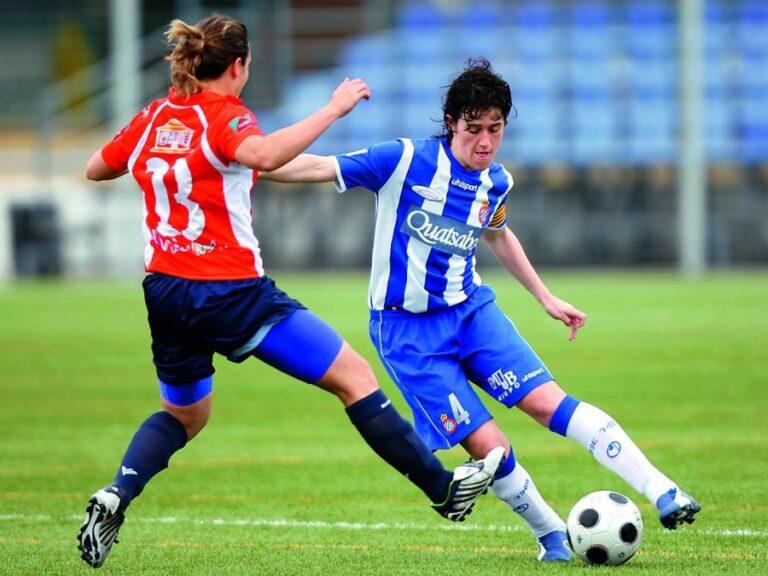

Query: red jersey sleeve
<box><xmin>101</xmin><ymin>102</ymin><xmax>158</xmax><ymax>172</ymax></box>
<box><xmin>210</xmin><ymin>104</ymin><xmax>264</xmax><ymax>163</ymax></box>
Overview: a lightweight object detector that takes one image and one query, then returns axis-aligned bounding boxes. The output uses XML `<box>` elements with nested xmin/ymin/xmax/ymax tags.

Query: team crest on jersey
<box><xmin>440</xmin><ymin>413</ymin><xmax>458</xmax><ymax>434</ymax></box>
<box><xmin>478</xmin><ymin>200</ymin><xmax>491</xmax><ymax>226</ymax></box>
<box><xmin>228</xmin><ymin>114</ymin><xmax>256</xmax><ymax>133</ymax></box>
<box><xmin>151</xmin><ymin>118</ymin><xmax>194</xmax><ymax>153</ymax></box>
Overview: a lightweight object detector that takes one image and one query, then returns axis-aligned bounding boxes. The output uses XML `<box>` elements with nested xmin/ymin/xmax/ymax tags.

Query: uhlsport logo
<box><xmin>607</xmin><ymin>441</ymin><xmax>622</xmax><ymax>458</ymax></box>
<box><xmin>451</xmin><ymin>177</ymin><xmax>479</xmax><ymax>192</ymax></box>
<box><xmin>513</xmin><ymin>503</ymin><xmax>529</xmax><ymax>513</ymax></box>
<box><xmin>151</xmin><ymin>118</ymin><xmax>194</xmax><ymax>153</ymax></box>
<box><xmin>401</xmin><ymin>204</ymin><xmax>481</xmax><ymax>257</ymax></box>
<box><xmin>440</xmin><ymin>413</ymin><xmax>457</xmax><ymax>434</ymax></box>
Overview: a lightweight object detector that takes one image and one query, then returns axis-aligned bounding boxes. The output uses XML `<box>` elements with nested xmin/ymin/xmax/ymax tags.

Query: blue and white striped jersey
<box><xmin>334</xmin><ymin>137</ymin><xmax>513</xmax><ymax>313</ymax></box>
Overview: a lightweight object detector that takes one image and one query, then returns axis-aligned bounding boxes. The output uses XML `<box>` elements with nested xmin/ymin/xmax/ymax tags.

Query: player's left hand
<box><xmin>540</xmin><ymin>294</ymin><xmax>586</xmax><ymax>341</ymax></box>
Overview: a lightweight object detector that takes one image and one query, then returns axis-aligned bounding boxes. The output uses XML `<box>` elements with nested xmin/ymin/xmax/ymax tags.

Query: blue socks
<box><xmin>113</xmin><ymin>411</ymin><xmax>188</xmax><ymax>510</ymax></box>
<box><xmin>346</xmin><ymin>390</ymin><xmax>452</xmax><ymax>503</ymax></box>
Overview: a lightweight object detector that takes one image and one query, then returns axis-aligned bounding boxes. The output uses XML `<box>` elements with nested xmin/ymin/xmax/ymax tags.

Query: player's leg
<box><xmin>78</xmin><ymin>274</ymin><xmax>215</xmax><ymax>567</ymax></box>
<box><xmin>78</xmin><ymin>380</ymin><xmax>211</xmax><ymax>568</ymax></box>
<box><xmin>367</xmin><ymin>308</ymin><xmax>505</xmax><ymax>520</ymax></box>
<box><xmin>460</xmin><ymin>418</ymin><xmax>570</xmax><ymax>561</ymax></box>
<box><xmin>249</xmin><ymin>309</ymin><xmax>501</xmax><ymax>519</ymax></box>
<box><xmin>517</xmin><ymin>382</ymin><xmax>701</xmax><ymax>529</ymax></box>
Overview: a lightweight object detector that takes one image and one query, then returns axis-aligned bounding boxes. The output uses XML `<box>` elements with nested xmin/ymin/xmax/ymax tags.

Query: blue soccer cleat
<box><xmin>537</xmin><ymin>529</ymin><xmax>572</xmax><ymax>562</ymax></box>
<box><xmin>656</xmin><ymin>487</ymin><xmax>701</xmax><ymax>530</ymax></box>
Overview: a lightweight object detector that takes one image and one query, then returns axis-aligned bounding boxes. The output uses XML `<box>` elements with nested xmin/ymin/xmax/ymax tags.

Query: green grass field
<box><xmin>1</xmin><ymin>272</ymin><xmax>766</xmax><ymax>575</ymax></box>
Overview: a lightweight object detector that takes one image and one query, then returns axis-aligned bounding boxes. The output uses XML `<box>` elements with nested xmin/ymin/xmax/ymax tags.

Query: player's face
<box><xmin>447</xmin><ymin>108</ymin><xmax>505</xmax><ymax>171</ymax></box>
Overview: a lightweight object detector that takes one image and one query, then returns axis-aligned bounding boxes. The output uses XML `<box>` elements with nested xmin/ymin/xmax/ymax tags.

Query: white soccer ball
<box><xmin>566</xmin><ymin>491</ymin><xmax>644</xmax><ymax>566</ymax></box>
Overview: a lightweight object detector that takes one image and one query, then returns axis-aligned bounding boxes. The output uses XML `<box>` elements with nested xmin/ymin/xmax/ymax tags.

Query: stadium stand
<box><xmin>254</xmin><ymin>0</ymin><xmax>765</xmax><ymax>168</ymax></box>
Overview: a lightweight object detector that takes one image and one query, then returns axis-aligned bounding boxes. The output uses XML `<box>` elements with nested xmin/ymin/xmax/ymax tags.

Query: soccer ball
<box><xmin>566</xmin><ymin>491</ymin><xmax>644</xmax><ymax>565</ymax></box>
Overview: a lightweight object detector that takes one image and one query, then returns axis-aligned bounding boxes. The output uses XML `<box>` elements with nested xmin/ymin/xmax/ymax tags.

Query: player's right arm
<box><xmin>259</xmin><ymin>154</ymin><xmax>336</xmax><ymax>183</ymax></box>
<box><xmin>234</xmin><ymin>78</ymin><xmax>370</xmax><ymax>172</ymax></box>
<box><xmin>86</xmin><ymin>150</ymin><xmax>127</xmax><ymax>181</ymax></box>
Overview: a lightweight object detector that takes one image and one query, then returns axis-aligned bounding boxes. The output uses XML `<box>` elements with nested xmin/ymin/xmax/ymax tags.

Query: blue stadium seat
<box><xmin>510</xmin><ymin>0</ymin><xmax>557</xmax><ymax>28</ymax></box>
<box><xmin>458</xmin><ymin>25</ymin><xmax>507</xmax><ymax>61</ymax></box>
<box><xmin>737</xmin><ymin>0</ymin><xmax>768</xmax><ymax>24</ymax></box>
<box><xmin>508</xmin><ymin>60</ymin><xmax>562</xmax><ymax>97</ymax></box>
<box><xmin>460</xmin><ymin>0</ymin><xmax>503</xmax><ymax>29</ymax></box>
<box><xmin>510</xmin><ymin>28</ymin><xmax>562</xmax><ymax>61</ymax></box>
<box><xmin>566</xmin><ymin>60</ymin><xmax>616</xmax><ymax>97</ymax></box>
<box><xmin>400</xmin><ymin>61</ymin><xmax>460</xmax><ymax>92</ymax></box>
<box><xmin>624</xmin><ymin>28</ymin><xmax>677</xmax><ymax>60</ymax></box>
<box><xmin>627</xmin><ymin>60</ymin><xmax>677</xmax><ymax>97</ymax></box>
<box><xmin>740</xmin><ymin>124</ymin><xmax>768</xmax><ymax>162</ymax></box>
<box><xmin>394</xmin><ymin>28</ymin><xmax>460</xmax><ymax>64</ymax></box>
<box><xmin>398</xmin><ymin>1</ymin><xmax>450</xmax><ymax>30</ymax></box>
<box><xmin>340</xmin><ymin>33</ymin><xmax>395</xmax><ymax>67</ymax></box>
<box><xmin>626</xmin><ymin>1</ymin><xmax>675</xmax><ymax>26</ymax></box>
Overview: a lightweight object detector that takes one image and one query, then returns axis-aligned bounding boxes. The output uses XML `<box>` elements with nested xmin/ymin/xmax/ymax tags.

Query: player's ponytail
<box><xmin>165</xmin><ymin>13</ymin><xmax>249</xmax><ymax>97</ymax></box>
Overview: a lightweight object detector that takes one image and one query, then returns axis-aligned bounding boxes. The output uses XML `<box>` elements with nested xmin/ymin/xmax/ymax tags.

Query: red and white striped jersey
<box><xmin>101</xmin><ymin>89</ymin><xmax>265</xmax><ymax>280</ymax></box>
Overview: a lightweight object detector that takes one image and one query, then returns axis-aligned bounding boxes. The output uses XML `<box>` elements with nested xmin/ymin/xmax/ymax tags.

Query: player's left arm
<box><xmin>260</xmin><ymin>154</ymin><xmax>336</xmax><ymax>183</ymax></box>
<box><xmin>86</xmin><ymin>150</ymin><xmax>127</xmax><ymax>181</ymax></box>
<box><xmin>483</xmin><ymin>226</ymin><xmax>586</xmax><ymax>340</ymax></box>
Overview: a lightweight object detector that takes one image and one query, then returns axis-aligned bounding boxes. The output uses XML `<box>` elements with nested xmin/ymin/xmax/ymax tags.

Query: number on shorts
<box><xmin>449</xmin><ymin>393</ymin><xmax>471</xmax><ymax>425</ymax></box>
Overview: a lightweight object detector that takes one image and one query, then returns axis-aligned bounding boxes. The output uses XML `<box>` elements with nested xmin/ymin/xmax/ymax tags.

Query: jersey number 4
<box><xmin>146</xmin><ymin>157</ymin><xmax>205</xmax><ymax>241</ymax></box>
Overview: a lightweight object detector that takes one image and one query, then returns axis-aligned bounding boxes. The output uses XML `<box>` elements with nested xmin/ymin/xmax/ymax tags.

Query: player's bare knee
<box><xmin>162</xmin><ymin>397</ymin><xmax>211</xmax><ymax>440</ymax></box>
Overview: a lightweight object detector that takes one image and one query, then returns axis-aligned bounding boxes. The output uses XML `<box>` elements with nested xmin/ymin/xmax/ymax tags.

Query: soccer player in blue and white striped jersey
<box><xmin>263</xmin><ymin>58</ymin><xmax>700</xmax><ymax>560</ymax></box>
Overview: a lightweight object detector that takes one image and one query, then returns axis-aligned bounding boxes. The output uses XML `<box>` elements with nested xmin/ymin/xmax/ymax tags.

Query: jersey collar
<box><xmin>168</xmin><ymin>88</ymin><xmax>243</xmax><ymax>106</ymax></box>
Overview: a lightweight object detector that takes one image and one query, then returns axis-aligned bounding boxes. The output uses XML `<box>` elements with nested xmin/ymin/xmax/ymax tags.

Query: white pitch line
<box><xmin>0</xmin><ymin>514</ymin><xmax>766</xmax><ymax>539</ymax></box>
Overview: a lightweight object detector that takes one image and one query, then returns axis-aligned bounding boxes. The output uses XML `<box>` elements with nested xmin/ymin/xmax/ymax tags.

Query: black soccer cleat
<box><xmin>77</xmin><ymin>485</ymin><xmax>125</xmax><ymax>568</ymax></box>
<box><xmin>432</xmin><ymin>446</ymin><xmax>504</xmax><ymax>522</ymax></box>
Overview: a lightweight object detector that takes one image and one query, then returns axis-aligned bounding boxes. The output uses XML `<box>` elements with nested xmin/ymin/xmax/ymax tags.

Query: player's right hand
<box><xmin>327</xmin><ymin>77</ymin><xmax>371</xmax><ymax>119</ymax></box>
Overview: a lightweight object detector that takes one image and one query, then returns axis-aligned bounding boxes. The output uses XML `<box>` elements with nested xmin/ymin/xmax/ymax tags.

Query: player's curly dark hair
<box><xmin>439</xmin><ymin>57</ymin><xmax>513</xmax><ymax>143</ymax></box>
<box><xmin>165</xmin><ymin>13</ymin><xmax>249</xmax><ymax>96</ymax></box>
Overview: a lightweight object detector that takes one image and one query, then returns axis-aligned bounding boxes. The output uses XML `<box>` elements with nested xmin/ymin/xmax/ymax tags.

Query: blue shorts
<box><xmin>143</xmin><ymin>273</ymin><xmax>339</xmax><ymax>387</ymax></box>
<box><xmin>369</xmin><ymin>285</ymin><xmax>554</xmax><ymax>451</ymax></box>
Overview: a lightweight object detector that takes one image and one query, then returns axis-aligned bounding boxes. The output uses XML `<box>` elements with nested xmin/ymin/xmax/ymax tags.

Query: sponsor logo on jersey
<box><xmin>440</xmin><ymin>413</ymin><xmax>458</xmax><ymax>434</ymax></box>
<box><xmin>451</xmin><ymin>177</ymin><xmax>479</xmax><ymax>192</ymax></box>
<box><xmin>151</xmin><ymin>118</ymin><xmax>194</xmax><ymax>153</ymax></box>
<box><xmin>478</xmin><ymin>200</ymin><xmax>490</xmax><ymax>226</ymax></box>
<box><xmin>401</xmin><ymin>205</ymin><xmax>480</xmax><ymax>257</ymax></box>
<box><xmin>521</xmin><ymin>367</ymin><xmax>544</xmax><ymax>383</ymax></box>
<box><xmin>228</xmin><ymin>113</ymin><xmax>257</xmax><ymax>134</ymax></box>
<box><xmin>412</xmin><ymin>185</ymin><xmax>446</xmax><ymax>202</ymax></box>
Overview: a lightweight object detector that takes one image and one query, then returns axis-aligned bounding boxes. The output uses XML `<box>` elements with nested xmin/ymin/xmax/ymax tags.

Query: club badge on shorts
<box><xmin>440</xmin><ymin>413</ymin><xmax>457</xmax><ymax>434</ymax></box>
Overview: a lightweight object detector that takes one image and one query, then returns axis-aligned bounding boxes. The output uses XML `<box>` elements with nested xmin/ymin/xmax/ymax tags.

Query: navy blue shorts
<box><xmin>143</xmin><ymin>273</ymin><xmax>305</xmax><ymax>385</ymax></box>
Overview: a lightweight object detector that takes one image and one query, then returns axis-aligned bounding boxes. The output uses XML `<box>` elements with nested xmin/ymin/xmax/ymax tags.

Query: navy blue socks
<box><xmin>346</xmin><ymin>390</ymin><xmax>452</xmax><ymax>503</ymax></box>
<box><xmin>113</xmin><ymin>411</ymin><xmax>188</xmax><ymax>509</ymax></box>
